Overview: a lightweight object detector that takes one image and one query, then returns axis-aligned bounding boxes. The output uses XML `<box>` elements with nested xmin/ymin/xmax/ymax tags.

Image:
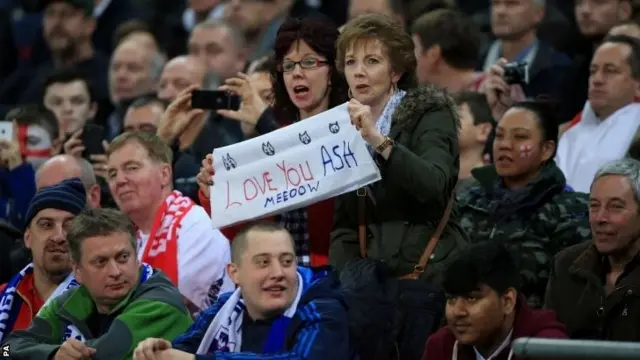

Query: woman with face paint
<box><xmin>456</xmin><ymin>99</ymin><xmax>591</xmax><ymax>308</ymax></box>
<box><xmin>191</xmin><ymin>17</ymin><xmax>349</xmax><ymax>267</ymax></box>
<box><xmin>0</xmin><ymin>105</ymin><xmax>61</xmax><ymax>229</ymax></box>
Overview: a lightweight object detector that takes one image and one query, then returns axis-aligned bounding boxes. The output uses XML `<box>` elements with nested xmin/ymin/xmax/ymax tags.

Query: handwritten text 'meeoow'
<box><xmin>224</xmin><ymin>141</ymin><xmax>358</xmax><ymax>209</ymax></box>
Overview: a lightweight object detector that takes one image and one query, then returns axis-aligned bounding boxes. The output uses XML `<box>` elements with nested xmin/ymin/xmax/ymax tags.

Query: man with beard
<box><xmin>0</xmin><ymin>0</ymin><xmax>109</xmax><ymax>122</ymax></box>
<box><xmin>4</xmin><ymin>208</ymin><xmax>193</xmax><ymax>359</ymax></box>
<box><xmin>0</xmin><ymin>178</ymin><xmax>87</xmax><ymax>343</ymax></box>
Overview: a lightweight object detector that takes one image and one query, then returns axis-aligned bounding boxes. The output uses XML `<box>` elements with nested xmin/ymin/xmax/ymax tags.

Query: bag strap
<box><xmin>357</xmin><ymin>188</ymin><xmax>368</xmax><ymax>258</ymax></box>
<box><xmin>357</xmin><ymin>187</ymin><xmax>455</xmax><ymax>277</ymax></box>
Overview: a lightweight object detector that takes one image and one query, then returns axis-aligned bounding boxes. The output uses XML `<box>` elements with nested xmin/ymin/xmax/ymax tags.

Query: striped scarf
<box><xmin>61</xmin><ymin>263</ymin><xmax>154</xmax><ymax>342</ymax></box>
<box><xmin>0</xmin><ymin>264</ymin><xmax>78</xmax><ymax>343</ymax></box>
<box><xmin>279</xmin><ymin>209</ymin><xmax>310</xmax><ymax>266</ymax></box>
<box><xmin>196</xmin><ymin>271</ymin><xmax>304</xmax><ymax>355</ymax></box>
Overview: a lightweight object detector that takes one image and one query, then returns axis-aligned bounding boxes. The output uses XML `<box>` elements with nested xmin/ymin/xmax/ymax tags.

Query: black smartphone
<box><xmin>81</xmin><ymin>124</ymin><xmax>105</xmax><ymax>159</ymax></box>
<box><xmin>191</xmin><ymin>90</ymin><xmax>240</xmax><ymax>111</ymax></box>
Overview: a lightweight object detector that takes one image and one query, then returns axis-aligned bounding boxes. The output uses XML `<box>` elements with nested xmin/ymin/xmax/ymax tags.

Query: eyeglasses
<box><xmin>279</xmin><ymin>57</ymin><xmax>328</xmax><ymax>72</ymax></box>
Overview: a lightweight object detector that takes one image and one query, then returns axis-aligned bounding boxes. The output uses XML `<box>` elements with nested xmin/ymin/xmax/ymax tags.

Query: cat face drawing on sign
<box><xmin>299</xmin><ymin>131</ymin><xmax>311</xmax><ymax>145</ymax></box>
<box><xmin>262</xmin><ymin>142</ymin><xmax>276</xmax><ymax>156</ymax></box>
<box><xmin>222</xmin><ymin>153</ymin><xmax>237</xmax><ymax>171</ymax></box>
<box><xmin>329</xmin><ymin>122</ymin><xmax>340</xmax><ymax>134</ymax></box>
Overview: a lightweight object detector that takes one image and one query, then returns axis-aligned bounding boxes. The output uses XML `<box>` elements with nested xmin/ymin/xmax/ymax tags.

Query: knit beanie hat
<box><xmin>25</xmin><ymin>178</ymin><xmax>87</xmax><ymax>229</ymax></box>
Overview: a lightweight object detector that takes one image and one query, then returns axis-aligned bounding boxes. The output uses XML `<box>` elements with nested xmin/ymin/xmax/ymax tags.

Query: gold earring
<box><xmin>392</xmin><ymin>82</ymin><xmax>398</xmax><ymax>92</ymax></box>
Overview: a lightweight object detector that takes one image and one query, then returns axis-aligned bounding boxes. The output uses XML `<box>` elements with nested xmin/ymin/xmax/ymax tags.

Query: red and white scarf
<box><xmin>139</xmin><ymin>191</ymin><xmax>194</xmax><ymax>285</ymax></box>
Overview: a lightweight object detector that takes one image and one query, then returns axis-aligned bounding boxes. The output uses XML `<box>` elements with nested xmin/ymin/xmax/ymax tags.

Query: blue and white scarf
<box><xmin>367</xmin><ymin>90</ymin><xmax>406</xmax><ymax>157</ymax></box>
<box><xmin>0</xmin><ymin>263</ymin><xmax>154</xmax><ymax>343</ymax></box>
<box><xmin>0</xmin><ymin>264</ymin><xmax>78</xmax><ymax>343</ymax></box>
<box><xmin>61</xmin><ymin>263</ymin><xmax>155</xmax><ymax>342</ymax></box>
<box><xmin>196</xmin><ymin>271</ymin><xmax>304</xmax><ymax>355</ymax></box>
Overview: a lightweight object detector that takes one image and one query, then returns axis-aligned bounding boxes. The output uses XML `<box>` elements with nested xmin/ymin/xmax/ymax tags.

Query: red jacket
<box><xmin>0</xmin><ymin>272</ymin><xmax>45</xmax><ymax>335</ymax></box>
<box><xmin>198</xmin><ymin>189</ymin><xmax>333</xmax><ymax>266</ymax></box>
<box><xmin>423</xmin><ymin>297</ymin><xmax>567</xmax><ymax>360</ymax></box>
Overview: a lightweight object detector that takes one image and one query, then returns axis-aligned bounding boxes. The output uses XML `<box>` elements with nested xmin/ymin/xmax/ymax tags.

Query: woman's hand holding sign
<box><xmin>197</xmin><ymin>154</ymin><xmax>215</xmax><ymax>199</ymax></box>
<box><xmin>347</xmin><ymin>99</ymin><xmax>377</xmax><ymax>139</ymax></box>
<box><xmin>348</xmin><ymin>98</ymin><xmax>389</xmax><ymax>156</ymax></box>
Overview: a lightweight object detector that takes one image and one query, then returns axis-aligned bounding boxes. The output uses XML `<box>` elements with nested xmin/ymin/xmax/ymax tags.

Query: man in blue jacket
<box><xmin>133</xmin><ymin>222</ymin><xmax>350</xmax><ymax>360</ymax></box>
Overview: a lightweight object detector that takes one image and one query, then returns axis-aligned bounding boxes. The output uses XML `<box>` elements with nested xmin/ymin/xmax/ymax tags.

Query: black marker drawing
<box><xmin>298</xmin><ymin>131</ymin><xmax>311</xmax><ymax>145</ymax></box>
<box><xmin>262</xmin><ymin>142</ymin><xmax>276</xmax><ymax>156</ymax></box>
<box><xmin>221</xmin><ymin>153</ymin><xmax>237</xmax><ymax>171</ymax></box>
<box><xmin>329</xmin><ymin>122</ymin><xmax>340</xmax><ymax>134</ymax></box>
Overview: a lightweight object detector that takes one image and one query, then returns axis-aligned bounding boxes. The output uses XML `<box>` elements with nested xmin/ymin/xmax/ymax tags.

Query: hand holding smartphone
<box><xmin>191</xmin><ymin>90</ymin><xmax>240</xmax><ymax>111</ymax></box>
<box><xmin>81</xmin><ymin>124</ymin><xmax>105</xmax><ymax>159</ymax></box>
<box><xmin>0</xmin><ymin>122</ymin><xmax>14</xmax><ymax>142</ymax></box>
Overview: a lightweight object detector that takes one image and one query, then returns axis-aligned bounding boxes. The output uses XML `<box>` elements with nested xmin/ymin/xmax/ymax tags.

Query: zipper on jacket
<box><xmin>597</xmin><ymin>295</ymin><xmax>604</xmax><ymax>316</ymax></box>
<box><xmin>597</xmin><ymin>295</ymin><xmax>605</xmax><ymax>337</ymax></box>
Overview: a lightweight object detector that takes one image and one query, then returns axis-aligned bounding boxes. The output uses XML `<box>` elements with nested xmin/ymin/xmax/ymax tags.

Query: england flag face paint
<box><xmin>18</xmin><ymin>124</ymin><xmax>53</xmax><ymax>170</ymax></box>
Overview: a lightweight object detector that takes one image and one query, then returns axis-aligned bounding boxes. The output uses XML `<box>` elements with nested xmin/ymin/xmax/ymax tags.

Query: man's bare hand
<box><xmin>53</xmin><ymin>339</ymin><xmax>96</xmax><ymax>360</ymax></box>
<box><xmin>63</xmin><ymin>130</ymin><xmax>85</xmax><ymax>157</ymax></box>
<box><xmin>133</xmin><ymin>338</ymin><xmax>172</xmax><ymax>360</ymax></box>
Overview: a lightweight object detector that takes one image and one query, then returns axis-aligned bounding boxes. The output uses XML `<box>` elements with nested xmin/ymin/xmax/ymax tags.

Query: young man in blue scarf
<box><xmin>133</xmin><ymin>222</ymin><xmax>350</xmax><ymax>360</ymax></box>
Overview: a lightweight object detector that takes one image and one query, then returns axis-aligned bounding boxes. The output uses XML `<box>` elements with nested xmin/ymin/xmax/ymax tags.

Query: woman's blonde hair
<box><xmin>336</xmin><ymin>14</ymin><xmax>417</xmax><ymax>90</ymax></box>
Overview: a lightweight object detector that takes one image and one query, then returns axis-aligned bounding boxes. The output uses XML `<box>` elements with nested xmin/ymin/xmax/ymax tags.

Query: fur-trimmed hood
<box><xmin>392</xmin><ymin>84</ymin><xmax>460</xmax><ymax>133</ymax></box>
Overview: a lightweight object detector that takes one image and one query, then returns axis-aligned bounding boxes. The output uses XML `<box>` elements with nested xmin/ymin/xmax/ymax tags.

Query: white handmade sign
<box><xmin>210</xmin><ymin>103</ymin><xmax>381</xmax><ymax>228</ymax></box>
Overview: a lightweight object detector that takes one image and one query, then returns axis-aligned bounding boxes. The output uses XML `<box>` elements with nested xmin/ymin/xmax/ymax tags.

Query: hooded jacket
<box><xmin>423</xmin><ymin>296</ymin><xmax>568</xmax><ymax>360</ymax></box>
<box><xmin>330</xmin><ymin>85</ymin><xmax>468</xmax><ymax>284</ymax></box>
<box><xmin>3</xmin><ymin>266</ymin><xmax>193</xmax><ymax>359</ymax></box>
<box><xmin>456</xmin><ymin>162</ymin><xmax>590</xmax><ymax>307</ymax></box>
<box><xmin>172</xmin><ymin>266</ymin><xmax>350</xmax><ymax>360</ymax></box>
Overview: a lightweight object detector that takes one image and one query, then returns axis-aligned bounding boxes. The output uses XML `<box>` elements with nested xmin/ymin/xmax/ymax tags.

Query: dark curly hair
<box><xmin>272</xmin><ymin>18</ymin><xmax>348</xmax><ymax>125</ymax></box>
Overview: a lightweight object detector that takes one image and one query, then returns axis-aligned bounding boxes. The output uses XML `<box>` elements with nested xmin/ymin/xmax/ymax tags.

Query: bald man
<box><xmin>35</xmin><ymin>155</ymin><xmax>101</xmax><ymax>208</ymax></box>
<box><xmin>157</xmin><ymin>55</ymin><xmax>207</xmax><ymax>103</ymax></box>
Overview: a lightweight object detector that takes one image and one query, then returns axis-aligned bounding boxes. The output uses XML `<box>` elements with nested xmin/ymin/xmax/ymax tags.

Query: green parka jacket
<box><xmin>329</xmin><ymin>85</ymin><xmax>468</xmax><ymax>284</ymax></box>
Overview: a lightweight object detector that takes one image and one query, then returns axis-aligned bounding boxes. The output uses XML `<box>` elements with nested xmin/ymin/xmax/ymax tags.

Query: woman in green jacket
<box><xmin>328</xmin><ymin>14</ymin><xmax>467</xmax><ymax>284</ymax></box>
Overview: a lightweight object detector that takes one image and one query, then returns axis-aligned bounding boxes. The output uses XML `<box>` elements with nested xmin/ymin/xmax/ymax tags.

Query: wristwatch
<box><xmin>375</xmin><ymin>137</ymin><xmax>394</xmax><ymax>153</ymax></box>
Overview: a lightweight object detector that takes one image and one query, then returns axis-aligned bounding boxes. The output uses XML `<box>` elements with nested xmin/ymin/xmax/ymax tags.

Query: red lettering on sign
<box><xmin>299</xmin><ymin>161</ymin><xmax>314</xmax><ymax>181</ymax></box>
<box><xmin>243</xmin><ymin>179</ymin><xmax>258</xmax><ymax>201</ymax></box>
<box><xmin>263</xmin><ymin>171</ymin><xmax>278</xmax><ymax>192</ymax></box>
<box><xmin>225</xmin><ymin>181</ymin><xmax>242</xmax><ymax>209</ymax></box>
<box><xmin>277</xmin><ymin>160</ymin><xmax>315</xmax><ymax>189</ymax></box>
